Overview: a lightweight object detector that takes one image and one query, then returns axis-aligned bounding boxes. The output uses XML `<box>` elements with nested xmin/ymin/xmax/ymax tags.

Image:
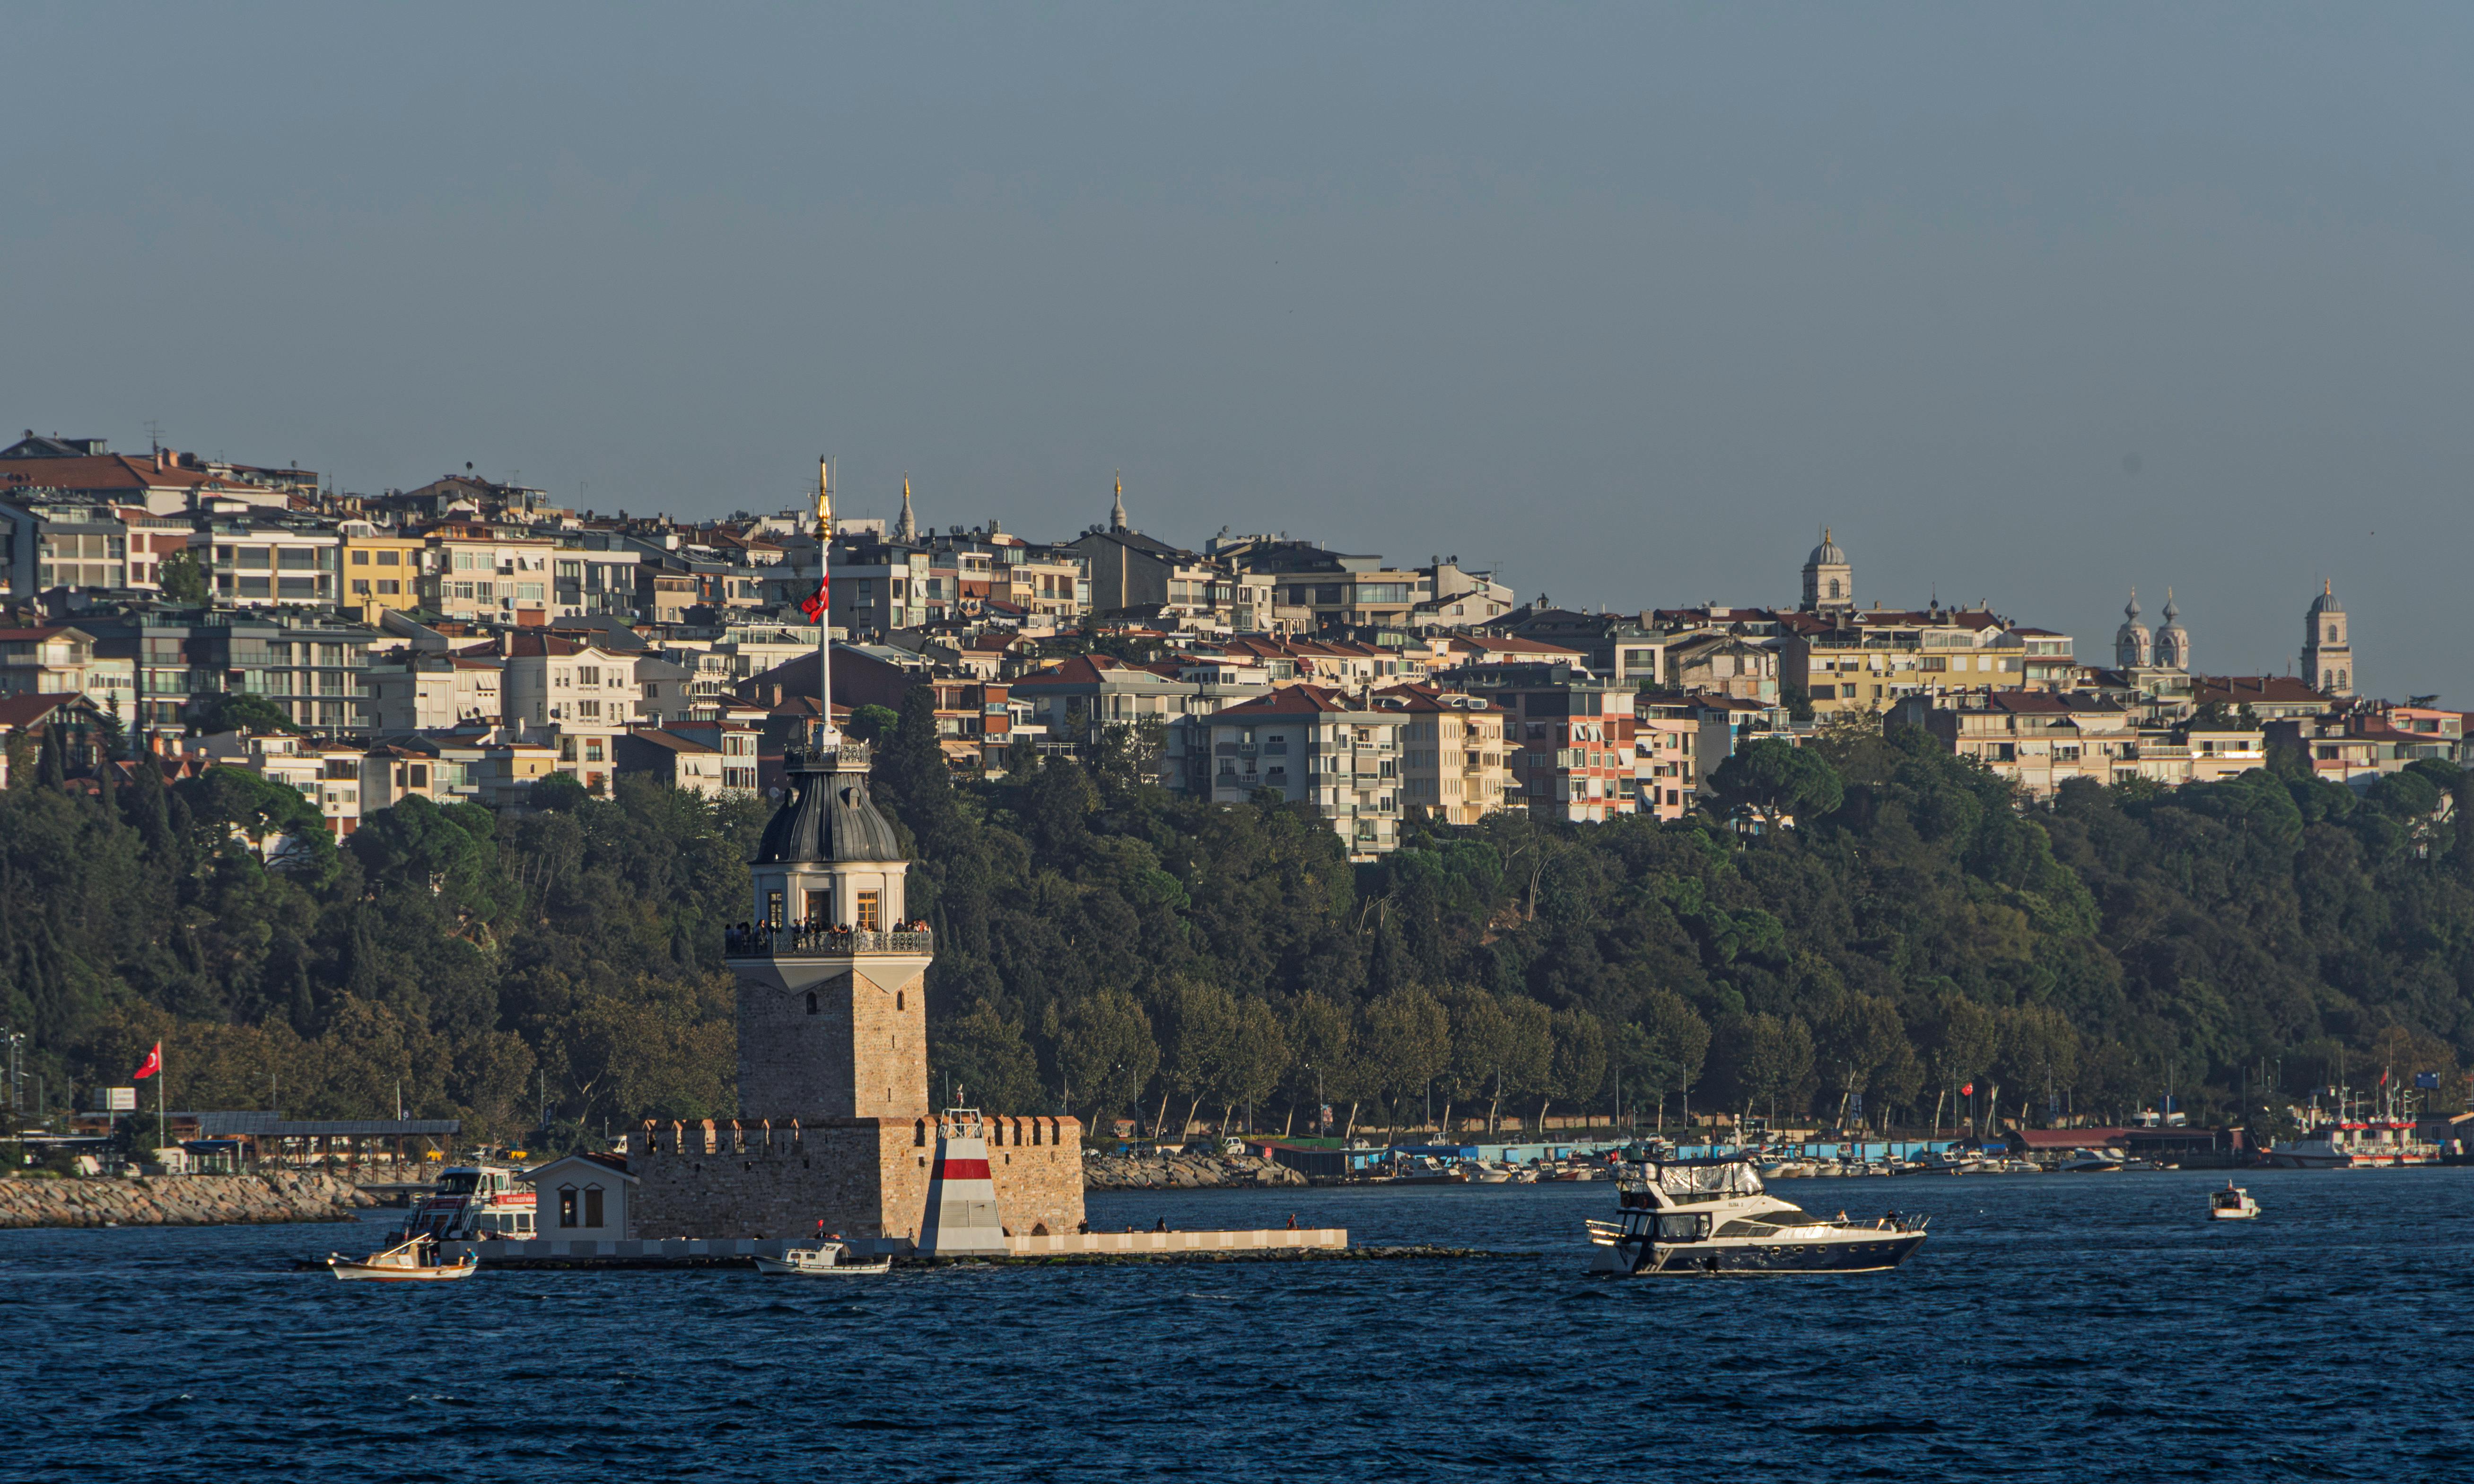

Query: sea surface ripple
<box><xmin>5</xmin><ymin>1168</ymin><xmax>2470</xmax><ymax>1481</ymax></box>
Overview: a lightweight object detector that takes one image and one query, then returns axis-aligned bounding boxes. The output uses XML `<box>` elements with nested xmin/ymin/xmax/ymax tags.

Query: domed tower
<box><xmin>2303</xmin><ymin>580</ymin><xmax>2352</xmax><ymax>697</ymax></box>
<box><xmin>2114</xmin><ymin>589</ymin><xmax>2153</xmax><ymax>669</ymax></box>
<box><xmin>729</xmin><ymin>729</ymin><xmax>931</xmax><ymax>1122</ymax></box>
<box><xmin>1801</xmin><ymin>526</ymin><xmax>1853</xmax><ymax>614</ymax></box>
<box><xmin>2152</xmin><ymin>589</ymin><xmax>2190</xmax><ymax>672</ymax></box>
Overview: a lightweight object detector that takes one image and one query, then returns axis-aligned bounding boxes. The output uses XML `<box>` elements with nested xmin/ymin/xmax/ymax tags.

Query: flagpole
<box><xmin>157</xmin><ymin>1042</ymin><xmax>166</xmax><ymax>1153</ymax></box>
<box><xmin>816</xmin><ymin>456</ymin><xmax>838</xmax><ymax>747</ymax></box>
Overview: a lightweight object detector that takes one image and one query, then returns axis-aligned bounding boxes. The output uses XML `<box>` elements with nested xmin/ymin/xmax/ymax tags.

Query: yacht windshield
<box><xmin>436</xmin><ymin>1172</ymin><xmax>481</xmax><ymax>1195</ymax></box>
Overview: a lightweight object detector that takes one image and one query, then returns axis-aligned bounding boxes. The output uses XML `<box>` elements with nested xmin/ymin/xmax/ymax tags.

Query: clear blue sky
<box><xmin>8</xmin><ymin>4</ymin><xmax>2469</xmax><ymax>695</ymax></box>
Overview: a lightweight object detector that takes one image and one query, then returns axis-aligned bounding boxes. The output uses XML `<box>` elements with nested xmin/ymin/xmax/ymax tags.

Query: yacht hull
<box><xmin>1596</xmin><ymin>1232</ymin><xmax>1927</xmax><ymax>1276</ymax></box>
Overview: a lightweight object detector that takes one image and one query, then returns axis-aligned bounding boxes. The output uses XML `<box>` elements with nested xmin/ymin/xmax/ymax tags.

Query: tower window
<box><xmin>805</xmin><ymin>991</ymin><xmax>818</xmax><ymax>1015</ymax></box>
<box><xmin>856</xmin><ymin>890</ymin><xmax>882</xmax><ymax>932</ymax></box>
<box><xmin>897</xmin><ymin>990</ymin><xmax>905</xmax><ymax>1011</ymax></box>
<box><xmin>765</xmin><ymin>890</ymin><xmax>784</xmax><ymax>928</ymax></box>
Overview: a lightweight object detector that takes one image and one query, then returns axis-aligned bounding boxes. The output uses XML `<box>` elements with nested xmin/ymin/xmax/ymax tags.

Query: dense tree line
<box><xmin>6</xmin><ymin>696</ymin><xmax>2470</xmax><ymax>1144</ymax></box>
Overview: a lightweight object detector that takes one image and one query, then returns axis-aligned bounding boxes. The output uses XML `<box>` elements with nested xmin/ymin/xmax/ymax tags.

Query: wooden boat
<box><xmin>752</xmin><ymin>1241</ymin><xmax>892</xmax><ymax>1276</ymax></box>
<box><xmin>328</xmin><ymin>1236</ymin><xmax>481</xmax><ymax>1282</ymax></box>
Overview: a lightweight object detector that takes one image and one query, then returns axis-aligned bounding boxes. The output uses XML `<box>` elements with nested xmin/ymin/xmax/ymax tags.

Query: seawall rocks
<box><xmin>0</xmin><ymin>1172</ymin><xmax>374</xmax><ymax>1229</ymax></box>
<box><xmin>1083</xmin><ymin>1152</ymin><xmax>1308</xmax><ymax>1191</ymax></box>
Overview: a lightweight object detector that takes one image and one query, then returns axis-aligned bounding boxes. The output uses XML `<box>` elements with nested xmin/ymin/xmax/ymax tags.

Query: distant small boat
<box><xmin>328</xmin><ymin>1236</ymin><xmax>479</xmax><ymax>1283</ymax></box>
<box><xmin>753</xmin><ymin>1241</ymin><xmax>892</xmax><ymax>1276</ymax></box>
<box><xmin>2208</xmin><ymin>1182</ymin><xmax>2261</xmax><ymax>1222</ymax></box>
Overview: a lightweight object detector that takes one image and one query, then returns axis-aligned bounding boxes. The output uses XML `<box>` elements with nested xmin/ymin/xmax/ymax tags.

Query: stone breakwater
<box><xmin>1082</xmin><ymin>1152</ymin><xmax>1308</xmax><ymax>1191</ymax></box>
<box><xmin>0</xmin><ymin>1173</ymin><xmax>375</xmax><ymax>1229</ymax></box>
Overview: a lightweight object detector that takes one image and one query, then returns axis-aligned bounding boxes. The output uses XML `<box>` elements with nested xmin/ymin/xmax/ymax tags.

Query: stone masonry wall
<box><xmin>736</xmin><ymin>961</ymin><xmax>929</xmax><ymax>1122</ymax></box>
<box><xmin>627</xmin><ymin>1114</ymin><xmax>1084</xmax><ymax>1242</ymax></box>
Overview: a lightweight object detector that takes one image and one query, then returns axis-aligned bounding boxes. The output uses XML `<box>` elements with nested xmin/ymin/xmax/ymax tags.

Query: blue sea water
<box><xmin>4</xmin><ymin>1169</ymin><xmax>2471</xmax><ymax>1482</ymax></box>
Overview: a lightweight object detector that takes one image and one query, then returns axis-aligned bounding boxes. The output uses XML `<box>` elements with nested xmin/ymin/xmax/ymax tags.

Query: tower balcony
<box><xmin>725</xmin><ymin>924</ymin><xmax>933</xmax><ymax>959</ymax></box>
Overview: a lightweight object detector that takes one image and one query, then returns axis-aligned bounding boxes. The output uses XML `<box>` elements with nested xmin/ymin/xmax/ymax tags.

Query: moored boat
<box><xmin>2208</xmin><ymin>1181</ymin><xmax>2261</xmax><ymax>1221</ymax></box>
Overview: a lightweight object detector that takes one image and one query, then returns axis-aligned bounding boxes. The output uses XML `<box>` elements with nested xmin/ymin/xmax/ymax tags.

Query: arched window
<box><xmin>557</xmin><ymin>1185</ymin><xmax>579</xmax><ymax>1227</ymax></box>
<box><xmin>805</xmin><ymin>991</ymin><xmax>818</xmax><ymax>1015</ymax></box>
<box><xmin>2338</xmin><ymin>670</ymin><xmax>2348</xmax><ymax>690</ymax></box>
<box><xmin>897</xmin><ymin>990</ymin><xmax>905</xmax><ymax>1011</ymax></box>
<box><xmin>2328</xmin><ymin>624</ymin><xmax>2339</xmax><ymax>642</ymax></box>
<box><xmin>1827</xmin><ymin>579</ymin><xmax>1841</xmax><ymax>599</ymax></box>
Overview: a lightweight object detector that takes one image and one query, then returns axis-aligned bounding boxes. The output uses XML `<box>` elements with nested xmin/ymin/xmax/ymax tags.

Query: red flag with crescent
<box><xmin>132</xmin><ymin>1043</ymin><xmax>162</xmax><ymax>1080</ymax></box>
<box><xmin>799</xmin><ymin>573</ymin><xmax>830</xmax><ymax>623</ymax></box>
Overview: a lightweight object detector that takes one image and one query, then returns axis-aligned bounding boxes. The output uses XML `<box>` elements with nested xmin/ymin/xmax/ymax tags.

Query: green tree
<box><xmin>1705</xmin><ymin>737</ymin><xmax>1844</xmax><ymax>831</ymax></box>
<box><xmin>930</xmin><ymin>998</ymin><xmax>1047</xmax><ymax>1114</ymax></box>
<box><xmin>845</xmin><ymin>703</ymin><xmax>900</xmax><ymax>743</ymax></box>
<box><xmin>1056</xmin><ymin>987</ymin><xmax>1157</xmax><ymax>1133</ymax></box>
<box><xmin>1545</xmin><ymin>1006</ymin><xmax>1609</xmax><ymax>1133</ymax></box>
<box><xmin>157</xmin><ymin>548</ymin><xmax>211</xmax><ymax>604</ymax></box>
<box><xmin>1358</xmin><ymin>985</ymin><xmax>1450</xmax><ymax>1135</ymax></box>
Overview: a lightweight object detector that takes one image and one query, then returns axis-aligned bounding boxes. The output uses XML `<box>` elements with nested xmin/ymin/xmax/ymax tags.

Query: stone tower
<box><xmin>894</xmin><ymin>476</ymin><xmax>919</xmax><ymax>545</ymax></box>
<box><xmin>1110</xmin><ymin>471</ymin><xmax>1129</xmax><ymax>533</ymax></box>
<box><xmin>1800</xmin><ymin>527</ymin><xmax>1853</xmax><ymax>614</ymax></box>
<box><xmin>734</xmin><ymin>734</ymin><xmax>931</xmax><ymax>1122</ymax></box>
<box><xmin>2303</xmin><ymin>580</ymin><xmax>2352</xmax><ymax>697</ymax></box>
<box><xmin>2115</xmin><ymin>589</ymin><xmax>2152</xmax><ymax>669</ymax></box>
<box><xmin>2153</xmin><ymin>589</ymin><xmax>2189</xmax><ymax>672</ymax></box>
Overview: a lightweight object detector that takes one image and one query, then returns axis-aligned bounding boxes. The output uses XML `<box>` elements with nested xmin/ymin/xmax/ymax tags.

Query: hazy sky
<box><xmin>8</xmin><ymin>5</ymin><xmax>2470</xmax><ymax>695</ymax></box>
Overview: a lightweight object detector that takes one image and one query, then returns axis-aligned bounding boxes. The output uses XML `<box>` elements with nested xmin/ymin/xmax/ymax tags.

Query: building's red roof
<box><xmin>0</xmin><ymin>693</ymin><xmax>82</xmax><ymax>728</ymax></box>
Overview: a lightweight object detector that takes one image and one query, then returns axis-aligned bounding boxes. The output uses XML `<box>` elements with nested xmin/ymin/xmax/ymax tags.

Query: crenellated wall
<box><xmin>627</xmin><ymin>1114</ymin><xmax>1085</xmax><ymax>1242</ymax></box>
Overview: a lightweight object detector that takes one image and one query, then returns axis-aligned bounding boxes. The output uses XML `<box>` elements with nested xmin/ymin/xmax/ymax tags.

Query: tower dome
<box><xmin>1799</xmin><ymin>525</ymin><xmax>1853</xmax><ymax>613</ymax></box>
<box><xmin>2308</xmin><ymin>579</ymin><xmax>2344</xmax><ymax>616</ymax></box>
<box><xmin>2152</xmin><ymin>588</ymin><xmax>2189</xmax><ymax>672</ymax></box>
<box><xmin>2114</xmin><ymin>588</ymin><xmax>2153</xmax><ymax>669</ymax></box>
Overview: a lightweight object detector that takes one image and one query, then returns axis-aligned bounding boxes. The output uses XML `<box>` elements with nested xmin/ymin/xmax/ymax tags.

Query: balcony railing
<box><xmin>725</xmin><ymin>925</ymin><xmax>933</xmax><ymax>957</ymax></box>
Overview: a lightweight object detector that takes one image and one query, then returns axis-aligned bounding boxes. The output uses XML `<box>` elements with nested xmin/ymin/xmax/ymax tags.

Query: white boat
<box><xmin>1454</xmin><ymin>1161</ymin><xmax>1513</xmax><ymax>1184</ymax></box>
<box><xmin>401</xmin><ymin>1163</ymin><xmax>537</xmax><ymax>1242</ymax></box>
<box><xmin>2265</xmin><ymin>1120</ymin><xmax>2439</xmax><ymax>1169</ymax></box>
<box><xmin>2208</xmin><ymin>1181</ymin><xmax>2261</xmax><ymax>1221</ymax></box>
<box><xmin>752</xmin><ymin>1241</ymin><xmax>892</xmax><ymax>1276</ymax></box>
<box><xmin>328</xmin><ymin>1235</ymin><xmax>480</xmax><ymax>1283</ymax></box>
<box><xmin>1584</xmin><ymin>1155</ymin><xmax>1928</xmax><ymax>1276</ymax></box>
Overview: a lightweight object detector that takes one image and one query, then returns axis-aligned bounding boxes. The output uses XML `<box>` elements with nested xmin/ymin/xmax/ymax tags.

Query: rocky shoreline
<box><xmin>1083</xmin><ymin>1151</ymin><xmax>1309</xmax><ymax>1191</ymax></box>
<box><xmin>0</xmin><ymin>1172</ymin><xmax>376</xmax><ymax>1230</ymax></box>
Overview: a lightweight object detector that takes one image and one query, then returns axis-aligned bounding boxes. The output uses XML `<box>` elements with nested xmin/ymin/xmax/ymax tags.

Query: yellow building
<box><xmin>339</xmin><ymin>524</ymin><xmax>428</xmax><ymax>625</ymax></box>
<box><xmin>1381</xmin><ymin>683</ymin><xmax>1512</xmax><ymax>825</ymax></box>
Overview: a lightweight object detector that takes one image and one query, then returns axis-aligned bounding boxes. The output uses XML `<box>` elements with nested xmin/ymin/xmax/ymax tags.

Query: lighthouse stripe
<box><xmin>936</xmin><ymin>1159</ymin><xmax>992</xmax><ymax>1180</ymax></box>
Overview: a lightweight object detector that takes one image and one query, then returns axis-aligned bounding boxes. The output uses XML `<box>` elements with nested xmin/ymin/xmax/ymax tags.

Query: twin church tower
<box><xmin>2112</xmin><ymin>581</ymin><xmax>2355</xmax><ymax>698</ymax></box>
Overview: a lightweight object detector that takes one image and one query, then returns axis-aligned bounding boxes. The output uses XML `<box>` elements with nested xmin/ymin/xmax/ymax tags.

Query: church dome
<box><xmin>1807</xmin><ymin>527</ymin><xmax>1847</xmax><ymax>566</ymax></box>
<box><xmin>2308</xmin><ymin>580</ymin><xmax>2344</xmax><ymax>616</ymax></box>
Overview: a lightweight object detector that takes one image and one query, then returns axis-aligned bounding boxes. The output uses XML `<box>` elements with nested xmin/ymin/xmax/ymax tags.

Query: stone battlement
<box><xmin>628</xmin><ymin>1114</ymin><xmax>1080</xmax><ymax>1159</ymax></box>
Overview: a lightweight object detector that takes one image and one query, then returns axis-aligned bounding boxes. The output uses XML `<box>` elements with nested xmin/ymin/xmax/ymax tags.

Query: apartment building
<box><xmin>363</xmin><ymin>651</ymin><xmax>504</xmax><ymax>732</ymax></box>
<box><xmin>1379</xmin><ymin>682</ymin><xmax>1512</xmax><ymax>825</ymax></box>
<box><xmin>338</xmin><ymin>524</ymin><xmax>427</xmax><ymax>624</ymax></box>
<box><xmin>1452</xmin><ymin>661</ymin><xmax>1636</xmax><ymax>823</ymax></box>
<box><xmin>0</xmin><ymin>625</ymin><xmax>135</xmax><ymax>725</ymax></box>
<box><xmin>1777</xmin><ymin>605</ymin><xmax>2050</xmax><ymax>719</ymax></box>
<box><xmin>1212</xmin><ymin>537</ymin><xmax>1422</xmax><ymax>631</ymax></box>
<box><xmin>420</xmin><ymin>524</ymin><xmax>560</xmax><ymax>626</ymax></box>
<box><xmin>1193</xmin><ymin>683</ymin><xmax>1406</xmax><ymax>857</ymax></box>
<box><xmin>197</xmin><ymin>520</ymin><xmax>342</xmax><ymax>609</ymax></box>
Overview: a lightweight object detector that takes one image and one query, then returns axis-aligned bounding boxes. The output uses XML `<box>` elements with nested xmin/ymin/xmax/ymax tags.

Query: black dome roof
<box><xmin>753</xmin><ymin>752</ymin><xmax>905</xmax><ymax>865</ymax></box>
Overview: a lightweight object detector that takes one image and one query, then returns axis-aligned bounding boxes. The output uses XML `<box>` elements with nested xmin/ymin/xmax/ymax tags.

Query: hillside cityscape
<box><xmin>0</xmin><ymin>428</ymin><xmax>2465</xmax><ymax>1146</ymax></box>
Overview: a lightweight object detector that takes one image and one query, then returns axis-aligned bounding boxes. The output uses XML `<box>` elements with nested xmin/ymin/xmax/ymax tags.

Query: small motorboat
<box><xmin>2208</xmin><ymin>1182</ymin><xmax>2261</xmax><ymax>1221</ymax></box>
<box><xmin>328</xmin><ymin>1235</ymin><xmax>480</xmax><ymax>1283</ymax></box>
<box><xmin>753</xmin><ymin>1241</ymin><xmax>892</xmax><ymax>1276</ymax></box>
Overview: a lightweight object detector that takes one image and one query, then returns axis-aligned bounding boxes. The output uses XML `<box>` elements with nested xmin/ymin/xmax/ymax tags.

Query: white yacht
<box><xmin>1585</xmin><ymin>1156</ymin><xmax>1928</xmax><ymax>1276</ymax></box>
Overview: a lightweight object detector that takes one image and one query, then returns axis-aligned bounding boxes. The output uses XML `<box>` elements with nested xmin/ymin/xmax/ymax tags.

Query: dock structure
<box><xmin>442</xmin><ymin>1227</ymin><xmax>1350</xmax><ymax>1269</ymax></box>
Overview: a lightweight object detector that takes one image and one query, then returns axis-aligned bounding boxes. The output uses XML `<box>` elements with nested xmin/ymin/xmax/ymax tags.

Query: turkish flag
<box><xmin>799</xmin><ymin>574</ymin><xmax>830</xmax><ymax>623</ymax></box>
<box><xmin>132</xmin><ymin>1043</ymin><xmax>161</xmax><ymax>1080</ymax></box>
<box><xmin>1959</xmin><ymin>1082</ymin><xmax>1974</xmax><ymax>1097</ymax></box>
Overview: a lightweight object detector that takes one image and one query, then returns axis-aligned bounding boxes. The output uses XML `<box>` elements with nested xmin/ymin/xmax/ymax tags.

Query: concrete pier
<box><xmin>442</xmin><ymin>1226</ymin><xmax>1348</xmax><ymax>1269</ymax></box>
